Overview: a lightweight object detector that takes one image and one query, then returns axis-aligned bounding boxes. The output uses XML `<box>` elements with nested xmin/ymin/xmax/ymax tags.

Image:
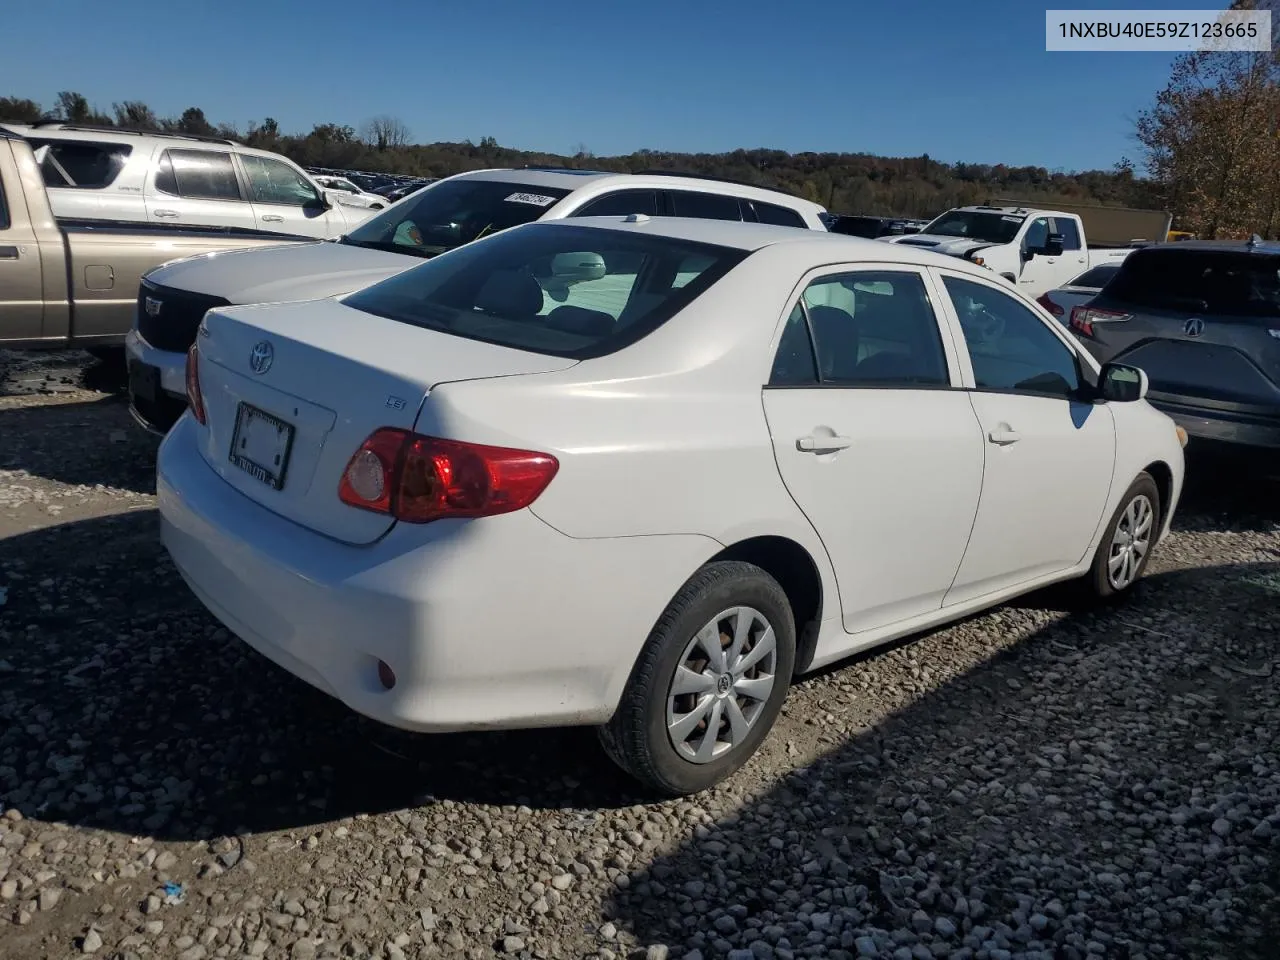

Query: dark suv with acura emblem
<box><xmin>1069</xmin><ymin>236</ymin><xmax>1280</xmax><ymax>449</ymax></box>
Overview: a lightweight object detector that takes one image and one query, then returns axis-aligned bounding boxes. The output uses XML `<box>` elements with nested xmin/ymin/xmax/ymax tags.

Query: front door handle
<box><xmin>0</xmin><ymin>245</ymin><xmax>18</xmax><ymax>260</ymax></box>
<box><xmin>154</xmin><ymin>209</ymin><xmax>179</xmax><ymax>218</ymax></box>
<box><xmin>262</xmin><ymin>214</ymin><xmax>285</xmax><ymax>223</ymax></box>
<box><xmin>988</xmin><ymin>427</ymin><xmax>1021</xmax><ymax>445</ymax></box>
<box><xmin>797</xmin><ymin>434</ymin><xmax>853</xmax><ymax>453</ymax></box>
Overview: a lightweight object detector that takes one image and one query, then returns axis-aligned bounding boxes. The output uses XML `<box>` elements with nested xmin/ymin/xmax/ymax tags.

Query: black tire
<box><xmin>599</xmin><ymin>561</ymin><xmax>796</xmax><ymax>796</ymax></box>
<box><xmin>1084</xmin><ymin>472</ymin><xmax>1161</xmax><ymax>601</ymax></box>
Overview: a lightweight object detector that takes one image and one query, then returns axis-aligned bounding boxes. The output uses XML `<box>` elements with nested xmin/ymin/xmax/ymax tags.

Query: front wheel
<box><xmin>599</xmin><ymin>561</ymin><xmax>795</xmax><ymax>796</ymax></box>
<box><xmin>1085</xmin><ymin>472</ymin><xmax>1160</xmax><ymax>600</ymax></box>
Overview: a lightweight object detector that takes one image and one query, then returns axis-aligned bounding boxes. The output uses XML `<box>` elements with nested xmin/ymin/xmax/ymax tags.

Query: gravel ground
<box><xmin>1</xmin><ymin>348</ymin><xmax>1279</xmax><ymax>960</ymax></box>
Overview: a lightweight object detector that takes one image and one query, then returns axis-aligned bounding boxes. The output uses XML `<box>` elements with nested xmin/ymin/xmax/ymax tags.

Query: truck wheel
<box><xmin>598</xmin><ymin>561</ymin><xmax>795</xmax><ymax>797</ymax></box>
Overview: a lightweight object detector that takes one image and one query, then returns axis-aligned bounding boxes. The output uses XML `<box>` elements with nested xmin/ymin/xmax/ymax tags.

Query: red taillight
<box><xmin>1036</xmin><ymin>293</ymin><xmax>1064</xmax><ymax>317</ymax></box>
<box><xmin>1069</xmin><ymin>306</ymin><xmax>1131</xmax><ymax>338</ymax></box>
<box><xmin>185</xmin><ymin>343</ymin><xmax>206</xmax><ymax>425</ymax></box>
<box><xmin>338</xmin><ymin>428</ymin><xmax>559</xmax><ymax>523</ymax></box>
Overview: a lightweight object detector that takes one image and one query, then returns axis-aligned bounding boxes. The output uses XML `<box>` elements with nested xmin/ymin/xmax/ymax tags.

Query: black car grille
<box><xmin>136</xmin><ymin>282</ymin><xmax>231</xmax><ymax>354</ymax></box>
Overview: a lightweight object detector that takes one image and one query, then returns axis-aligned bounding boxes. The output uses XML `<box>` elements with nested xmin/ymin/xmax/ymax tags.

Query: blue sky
<box><xmin>3</xmin><ymin>0</ymin><xmax>1221</xmax><ymax>172</ymax></box>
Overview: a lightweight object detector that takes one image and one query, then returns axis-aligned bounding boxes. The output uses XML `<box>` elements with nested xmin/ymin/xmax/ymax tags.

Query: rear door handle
<box><xmin>797</xmin><ymin>434</ymin><xmax>853</xmax><ymax>453</ymax></box>
<box><xmin>262</xmin><ymin>214</ymin><xmax>285</xmax><ymax>223</ymax></box>
<box><xmin>988</xmin><ymin>427</ymin><xmax>1021</xmax><ymax>445</ymax></box>
<box><xmin>0</xmin><ymin>245</ymin><xmax>18</xmax><ymax>260</ymax></box>
<box><xmin>154</xmin><ymin>209</ymin><xmax>179</xmax><ymax>218</ymax></box>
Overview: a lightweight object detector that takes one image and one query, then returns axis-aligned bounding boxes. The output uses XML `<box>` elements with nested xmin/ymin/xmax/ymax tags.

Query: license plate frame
<box><xmin>229</xmin><ymin>402</ymin><xmax>295</xmax><ymax>491</ymax></box>
<box><xmin>127</xmin><ymin>359</ymin><xmax>159</xmax><ymax>404</ymax></box>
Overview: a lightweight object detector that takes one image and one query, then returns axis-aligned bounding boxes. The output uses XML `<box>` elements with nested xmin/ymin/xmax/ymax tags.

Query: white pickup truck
<box><xmin>883</xmin><ymin>201</ymin><xmax>1172</xmax><ymax>298</ymax></box>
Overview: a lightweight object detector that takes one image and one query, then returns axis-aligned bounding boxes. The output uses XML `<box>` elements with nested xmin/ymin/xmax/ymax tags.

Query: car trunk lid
<box><xmin>194</xmin><ymin>297</ymin><xmax>577</xmax><ymax>544</ymax></box>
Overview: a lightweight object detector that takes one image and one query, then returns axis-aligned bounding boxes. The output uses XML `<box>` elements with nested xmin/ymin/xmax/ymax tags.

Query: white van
<box><xmin>0</xmin><ymin>122</ymin><xmax>374</xmax><ymax>239</ymax></box>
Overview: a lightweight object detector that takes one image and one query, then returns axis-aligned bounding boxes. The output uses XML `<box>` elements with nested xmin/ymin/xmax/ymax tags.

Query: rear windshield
<box><xmin>1069</xmin><ymin>263</ymin><xmax>1121</xmax><ymax>288</ymax></box>
<box><xmin>1105</xmin><ymin>249</ymin><xmax>1280</xmax><ymax>317</ymax></box>
<box><xmin>342</xmin><ymin>222</ymin><xmax>748</xmax><ymax>359</ymax></box>
<box><xmin>341</xmin><ymin>178</ymin><xmax>572</xmax><ymax>258</ymax></box>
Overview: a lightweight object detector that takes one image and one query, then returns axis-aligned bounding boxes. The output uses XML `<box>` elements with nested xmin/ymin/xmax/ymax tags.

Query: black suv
<box><xmin>1070</xmin><ymin>237</ymin><xmax>1280</xmax><ymax>449</ymax></box>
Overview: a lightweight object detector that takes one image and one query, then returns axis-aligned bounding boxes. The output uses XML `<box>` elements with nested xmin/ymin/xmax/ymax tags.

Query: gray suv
<box><xmin>1069</xmin><ymin>237</ymin><xmax>1280</xmax><ymax>449</ymax></box>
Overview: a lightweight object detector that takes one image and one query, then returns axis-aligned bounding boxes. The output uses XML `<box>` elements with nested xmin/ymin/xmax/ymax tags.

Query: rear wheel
<box><xmin>1084</xmin><ymin>472</ymin><xmax>1160</xmax><ymax>600</ymax></box>
<box><xmin>599</xmin><ymin>561</ymin><xmax>795</xmax><ymax>796</ymax></box>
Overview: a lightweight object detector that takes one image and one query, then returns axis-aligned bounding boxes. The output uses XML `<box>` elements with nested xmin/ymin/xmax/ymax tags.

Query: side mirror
<box><xmin>550</xmin><ymin>252</ymin><xmax>606</xmax><ymax>283</ymax></box>
<box><xmin>1099</xmin><ymin>362</ymin><xmax>1148</xmax><ymax>402</ymax></box>
<box><xmin>1042</xmin><ymin>234</ymin><xmax>1065</xmax><ymax>257</ymax></box>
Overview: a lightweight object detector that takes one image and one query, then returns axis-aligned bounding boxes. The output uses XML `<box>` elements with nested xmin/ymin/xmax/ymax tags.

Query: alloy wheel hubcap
<box><xmin>666</xmin><ymin>606</ymin><xmax>778</xmax><ymax>764</ymax></box>
<box><xmin>1108</xmin><ymin>494</ymin><xmax>1153</xmax><ymax>590</ymax></box>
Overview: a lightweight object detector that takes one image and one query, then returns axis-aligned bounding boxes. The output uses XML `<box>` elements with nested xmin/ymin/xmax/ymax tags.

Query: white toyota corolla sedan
<box><xmin>157</xmin><ymin>215</ymin><xmax>1187</xmax><ymax>796</ymax></box>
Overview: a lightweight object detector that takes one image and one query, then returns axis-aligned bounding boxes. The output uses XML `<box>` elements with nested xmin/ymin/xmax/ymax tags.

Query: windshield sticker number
<box><xmin>1001</xmin><ymin>215</ymin><xmax>1022</xmax><ymax>223</ymax></box>
<box><xmin>505</xmin><ymin>193</ymin><xmax>558</xmax><ymax>207</ymax></box>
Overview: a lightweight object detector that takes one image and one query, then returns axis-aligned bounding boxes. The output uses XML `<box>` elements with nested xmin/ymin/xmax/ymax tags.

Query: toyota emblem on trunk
<box><xmin>1184</xmin><ymin>318</ymin><xmax>1205</xmax><ymax>338</ymax></box>
<box><xmin>249</xmin><ymin>341</ymin><xmax>274</xmax><ymax>374</ymax></box>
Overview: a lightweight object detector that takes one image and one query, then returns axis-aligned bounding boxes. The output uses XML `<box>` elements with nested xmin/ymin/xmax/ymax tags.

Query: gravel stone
<box><xmin>0</xmin><ymin>353</ymin><xmax>1278</xmax><ymax>960</ymax></box>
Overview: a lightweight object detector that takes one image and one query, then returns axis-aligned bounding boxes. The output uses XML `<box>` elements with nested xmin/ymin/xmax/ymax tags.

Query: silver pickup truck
<box><xmin>0</xmin><ymin>126</ymin><xmax>306</xmax><ymax>351</ymax></box>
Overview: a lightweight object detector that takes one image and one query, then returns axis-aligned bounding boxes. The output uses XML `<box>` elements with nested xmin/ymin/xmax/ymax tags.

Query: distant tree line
<box><xmin>4</xmin><ymin>67</ymin><xmax>1274</xmax><ymax>239</ymax></box>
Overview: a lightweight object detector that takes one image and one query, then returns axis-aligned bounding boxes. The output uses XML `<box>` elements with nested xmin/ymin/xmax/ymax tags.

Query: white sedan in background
<box><xmin>157</xmin><ymin>216</ymin><xmax>1186</xmax><ymax>796</ymax></box>
<box><xmin>313</xmin><ymin>175</ymin><xmax>388</xmax><ymax>210</ymax></box>
<box><xmin>1036</xmin><ymin>262</ymin><xmax>1123</xmax><ymax>325</ymax></box>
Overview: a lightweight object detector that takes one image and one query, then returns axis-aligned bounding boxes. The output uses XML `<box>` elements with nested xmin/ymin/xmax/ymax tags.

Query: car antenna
<box><xmin>1246</xmin><ymin>233</ymin><xmax>1263</xmax><ymax>249</ymax></box>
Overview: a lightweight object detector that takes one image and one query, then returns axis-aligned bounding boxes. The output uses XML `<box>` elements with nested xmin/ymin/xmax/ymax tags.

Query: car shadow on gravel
<box><xmin>603</xmin><ymin>558</ymin><xmax>1280</xmax><ymax>960</ymax></box>
<box><xmin>0</xmin><ymin>396</ymin><xmax>158</xmax><ymax>495</ymax></box>
<box><xmin>0</xmin><ymin>510</ymin><xmax>652</xmax><ymax>844</ymax></box>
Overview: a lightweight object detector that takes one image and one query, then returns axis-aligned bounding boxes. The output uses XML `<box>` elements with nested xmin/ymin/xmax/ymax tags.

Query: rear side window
<box><xmin>0</xmin><ymin>167</ymin><xmax>9</xmax><ymax>229</ymax></box>
<box><xmin>751</xmin><ymin>201</ymin><xmax>806</xmax><ymax>228</ymax></box>
<box><xmin>798</xmin><ymin>271</ymin><xmax>950</xmax><ymax>386</ymax></box>
<box><xmin>343</xmin><ymin>222</ymin><xmax>748</xmax><ymax>359</ymax></box>
<box><xmin>1053</xmin><ymin>217</ymin><xmax>1082</xmax><ymax>250</ymax></box>
<box><xmin>31</xmin><ymin>139</ymin><xmax>132</xmax><ymax>189</ymax></box>
<box><xmin>572</xmin><ymin>190</ymin><xmax>660</xmax><ymax>218</ymax></box>
<box><xmin>155</xmin><ymin>149</ymin><xmax>241</xmax><ymax>201</ymax></box>
<box><xmin>1106</xmin><ymin>249</ymin><xmax>1280</xmax><ymax>317</ymax></box>
<box><xmin>668</xmin><ymin>190</ymin><xmax>742</xmax><ymax>222</ymax></box>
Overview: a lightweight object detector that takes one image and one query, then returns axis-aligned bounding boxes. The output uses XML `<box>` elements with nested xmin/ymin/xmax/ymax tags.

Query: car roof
<box><xmin>0</xmin><ymin>123</ymin><xmax>312</xmax><ymax>164</ymax></box>
<box><xmin>536</xmin><ymin>215</ymin><xmax>1000</xmax><ymax>273</ymax></box>
<box><xmin>1137</xmin><ymin>237</ymin><xmax>1280</xmax><ymax>255</ymax></box>
<box><xmin>447</xmin><ymin>167</ymin><xmax>826</xmax><ymax>213</ymax></box>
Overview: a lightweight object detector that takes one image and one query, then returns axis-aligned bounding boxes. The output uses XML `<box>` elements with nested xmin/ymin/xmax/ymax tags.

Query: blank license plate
<box><xmin>128</xmin><ymin>360</ymin><xmax>159</xmax><ymax>404</ymax></box>
<box><xmin>229</xmin><ymin>402</ymin><xmax>295</xmax><ymax>490</ymax></box>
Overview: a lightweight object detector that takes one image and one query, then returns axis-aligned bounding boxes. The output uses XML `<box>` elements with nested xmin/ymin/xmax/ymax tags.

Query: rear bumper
<box><xmin>157</xmin><ymin>416</ymin><xmax>716</xmax><ymax>733</ymax></box>
<box><xmin>1149</xmin><ymin>397</ymin><xmax>1280</xmax><ymax>450</ymax></box>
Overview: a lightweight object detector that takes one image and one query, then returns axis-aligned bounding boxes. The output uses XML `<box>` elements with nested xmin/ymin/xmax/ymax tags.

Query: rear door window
<box><xmin>30</xmin><ymin>139</ymin><xmax>132</xmax><ymax>189</ymax></box>
<box><xmin>1053</xmin><ymin>216</ymin><xmax>1083</xmax><ymax>250</ymax></box>
<box><xmin>155</xmin><ymin>149</ymin><xmax>242</xmax><ymax>201</ymax></box>
<box><xmin>1106</xmin><ymin>249</ymin><xmax>1280</xmax><ymax>317</ymax></box>
<box><xmin>342</xmin><ymin>222</ymin><xmax>748</xmax><ymax>359</ymax></box>
<box><xmin>667</xmin><ymin>190</ymin><xmax>743</xmax><ymax>222</ymax></box>
<box><xmin>572</xmin><ymin>189</ymin><xmax>660</xmax><ymax>218</ymax></box>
